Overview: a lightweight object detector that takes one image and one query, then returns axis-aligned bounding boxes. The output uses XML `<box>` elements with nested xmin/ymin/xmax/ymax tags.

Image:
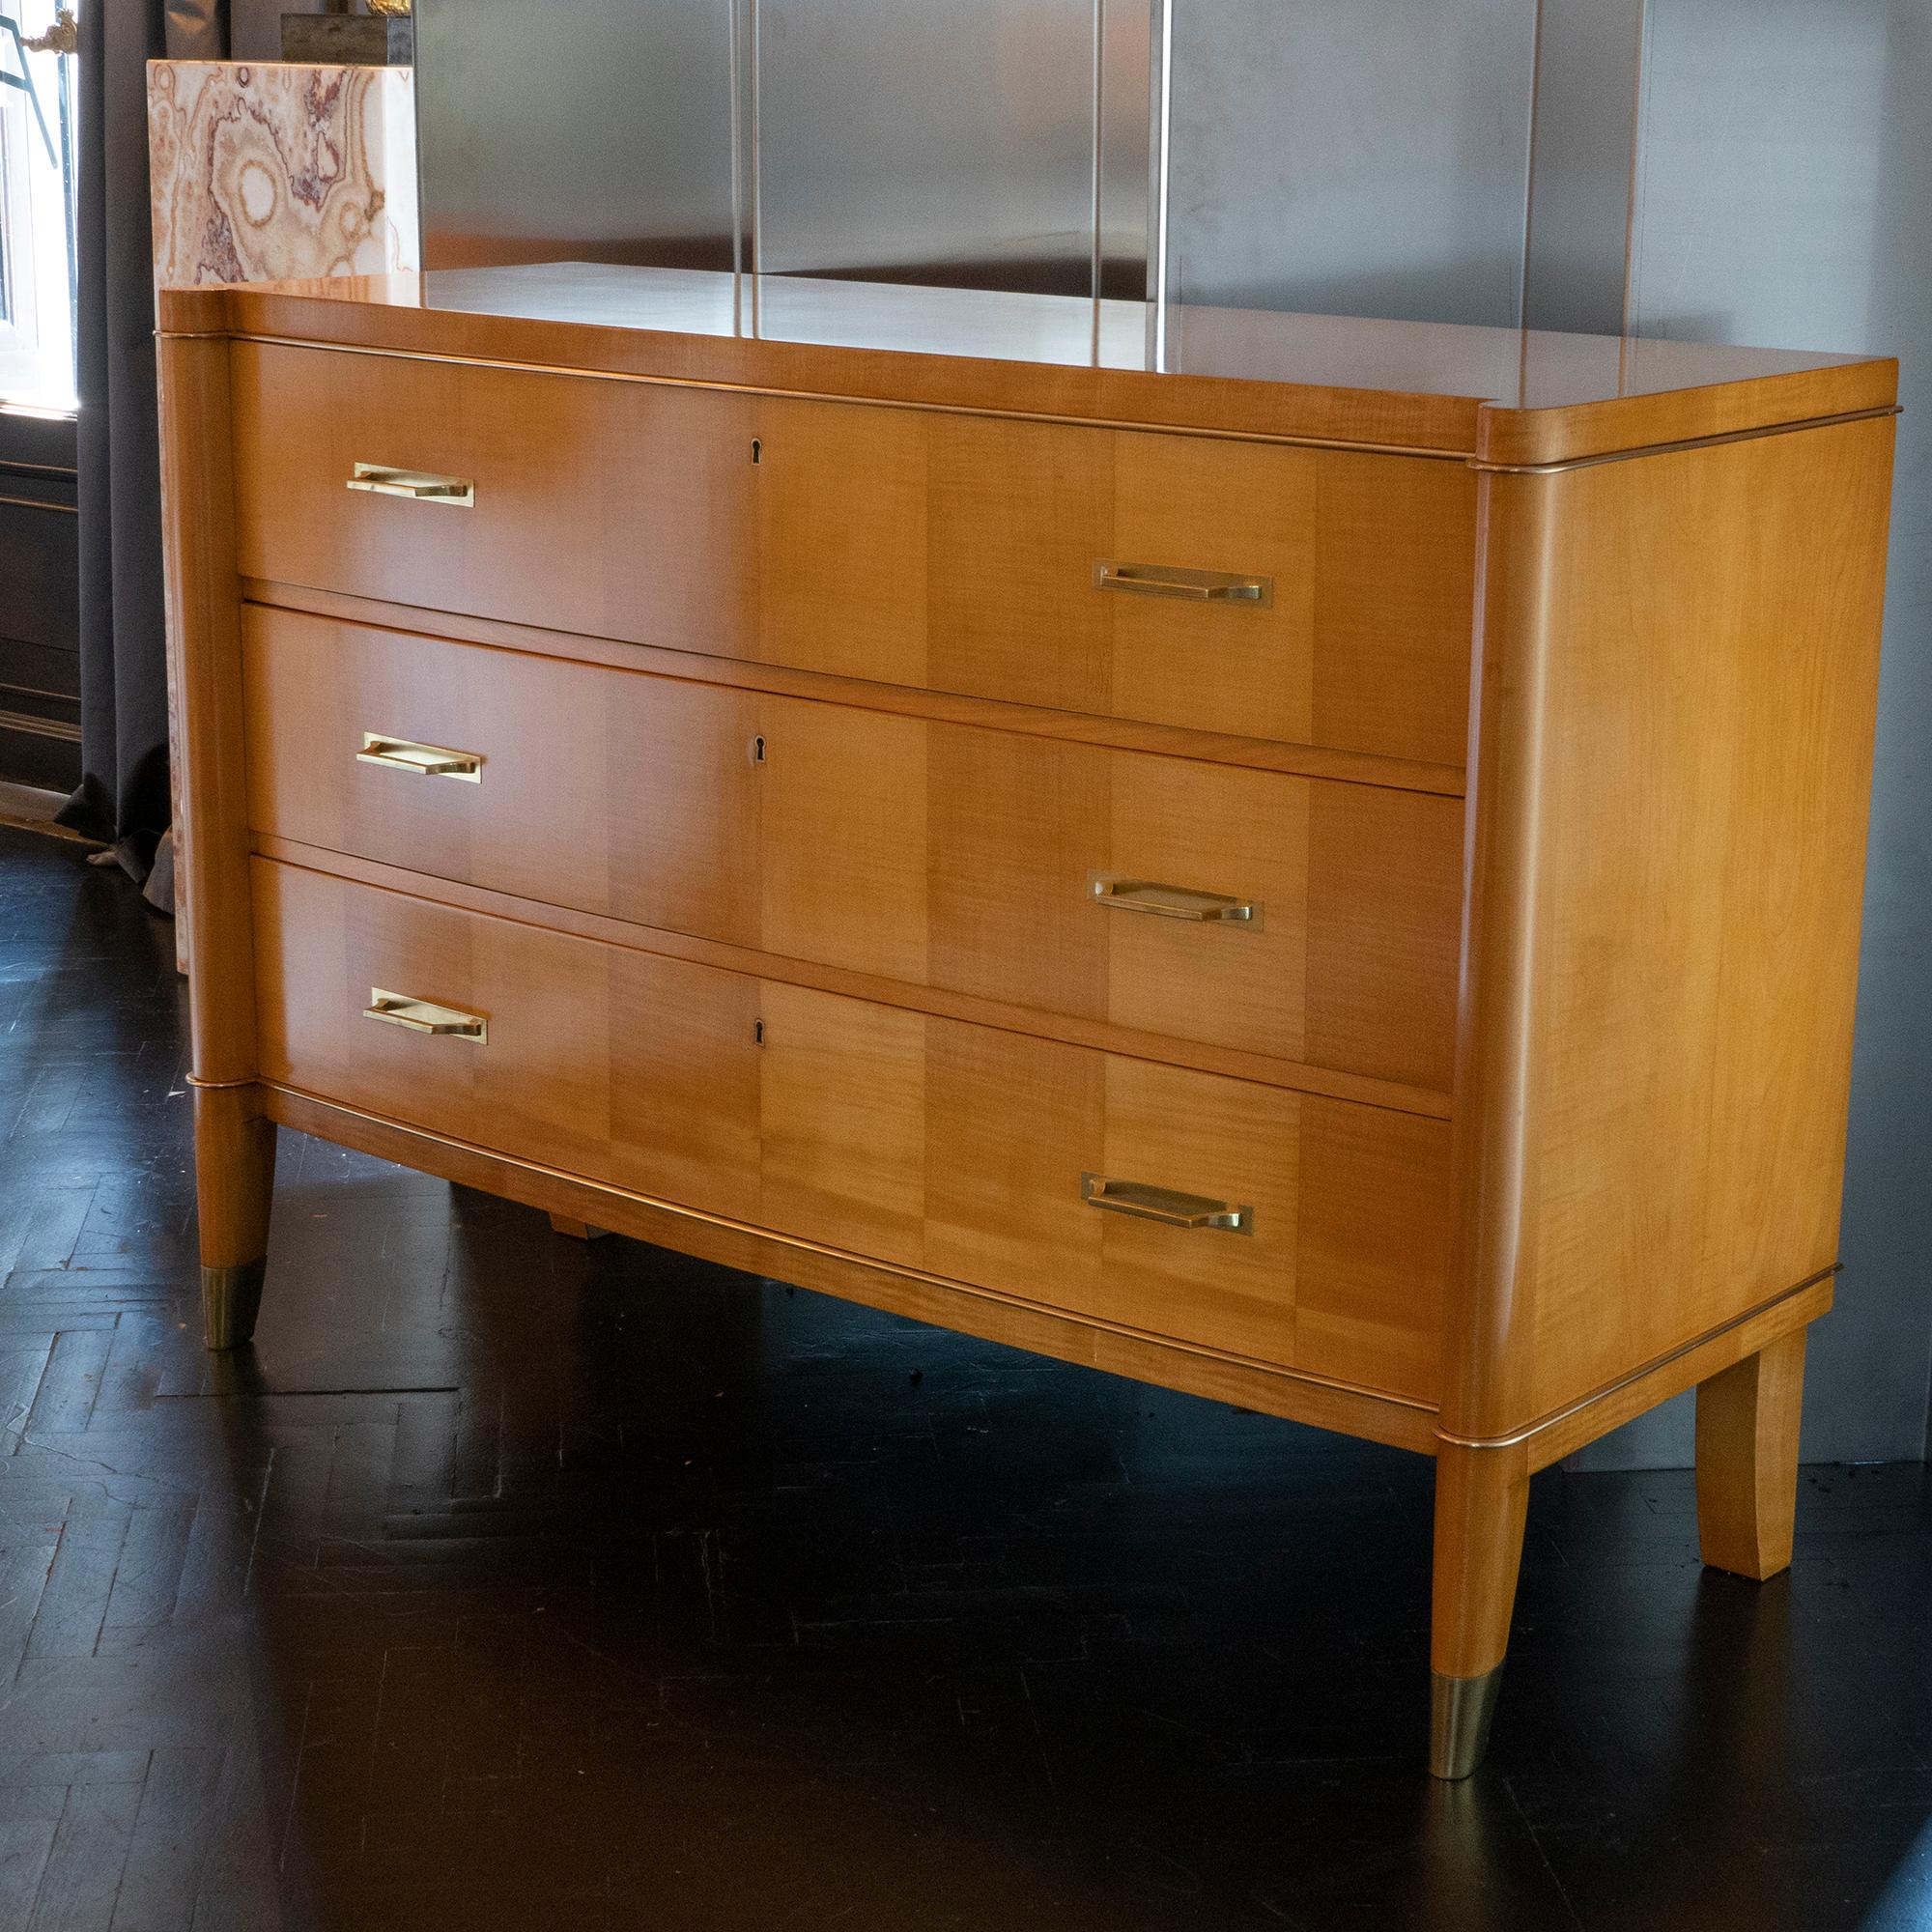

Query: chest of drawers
<box><xmin>156</xmin><ymin>268</ymin><xmax>1897</xmax><ymax>1778</ymax></box>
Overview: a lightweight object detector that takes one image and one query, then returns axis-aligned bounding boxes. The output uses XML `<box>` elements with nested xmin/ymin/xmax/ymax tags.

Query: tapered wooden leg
<box><xmin>547</xmin><ymin>1214</ymin><xmax>611</xmax><ymax>1241</ymax></box>
<box><xmin>1429</xmin><ymin>1442</ymin><xmax>1529</xmax><ymax>1779</ymax></box>
<box><xmin>194</xmin><ymin>1085</ymin><xmax>277</xmax><ymax>1350</ymax></box>
<box><xmin>1695</xmin><ymin>1330</ymin><xmax>1806</xmax><ymax>1581</ymax></box>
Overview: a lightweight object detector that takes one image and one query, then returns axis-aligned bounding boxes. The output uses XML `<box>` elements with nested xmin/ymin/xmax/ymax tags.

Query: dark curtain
<box><xmin>58</xmin><ymin>0</ymin><xmax>228</xmax><ymax>901</ymax></box>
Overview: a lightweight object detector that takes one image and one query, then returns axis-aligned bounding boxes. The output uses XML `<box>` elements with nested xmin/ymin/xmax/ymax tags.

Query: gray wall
<box><xmin>1572</xmin><ymin>0</ymin><xmax>1932</xmax><ymax>1469</ymax></box>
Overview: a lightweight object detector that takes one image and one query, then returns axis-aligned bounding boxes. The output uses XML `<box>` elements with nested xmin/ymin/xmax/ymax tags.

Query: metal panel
<box><xmin>415</xmin><ymin>0</ymin><xmax>1151</xmax><ymax>295</ymax></box>
<box><xmin>1099</xmin><ymin>0</ymin><xmax>1156</xmax><ymax>298</ymax></box>
<box><xmin>754</xmin><ymin>0</ymin><xmax>1098</xmax><ymax>293</ymax></box>
<box><xmin>1164</xmin><ymin>0</ymin><xmax>1540</xmax><ymax>327</ymax></box>
<box><xmin>1571</xmin><ymin>0</ymin><xmax>1932</xmax><ymax>1469</ymax></box>
<box><xmin>1520</xmin><ymin>0</ymin><xmax>1646</xmax><ymax>335</ymax></box>
<box><xmin>414</xmin><ymin>0</ymin><xmax>739</xmax><ymax>272</ymax></box>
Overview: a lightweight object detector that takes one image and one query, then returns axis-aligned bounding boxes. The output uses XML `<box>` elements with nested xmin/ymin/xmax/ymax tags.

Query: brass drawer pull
<box><xmin>363</xmin><ymin>989</ymin><xmax>488</xmax><ymax>1042</ymax></box>
<box><xmin>1090</xmin><ymin>873</ymin><xmax>1261</xmax><ymax>927</ymax></box>
<box><xmin>346</xmin><ymin>462</ymin><xmax>475</xmax><ymax>507</ymax></box>
<box><xmin>1094</xmin><ymin>560</ymin><xmax>1272</xmax><ymax>606</ymax></box>
<box><xmin>1081</xmin><ymin>1173</ymin><xmax>1253</xmax><ymax>1235</ymax></box>
<box><xmin>357</xmin><ymin>733</ymin><xmax>484</xmax><ymax>782</ymax></box>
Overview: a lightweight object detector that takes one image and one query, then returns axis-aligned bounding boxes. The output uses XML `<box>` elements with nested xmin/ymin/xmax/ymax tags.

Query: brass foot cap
<box><xmin>1429</xmin><ymin>1665</ymin><xmax>1504</xmax><ymax>1780</ymax></box>
<box><xmin>201</xmin><ymin>1257</ymin><xmax>268</xmax><ymax>1351</ymax></box>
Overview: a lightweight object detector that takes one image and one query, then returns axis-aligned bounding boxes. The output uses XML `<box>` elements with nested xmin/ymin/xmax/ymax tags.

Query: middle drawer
<box><xmin>242</xmin><ymin>605</ymin><xmax>1462</xmax><ymax>1091</ymax></box>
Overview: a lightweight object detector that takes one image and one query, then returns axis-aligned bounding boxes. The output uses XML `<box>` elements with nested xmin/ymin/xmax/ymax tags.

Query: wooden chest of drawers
<box><xmin>156</xmin><ymin>268</ymin><xmax>1898</xmax><ymax>1779</ymax></box>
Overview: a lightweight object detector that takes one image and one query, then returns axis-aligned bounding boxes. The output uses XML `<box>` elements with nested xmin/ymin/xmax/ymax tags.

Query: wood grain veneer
<box><xmin>261</xmin><ymin>1082</ymin><xmax>1440</xmax><ymax>1455</ymax></box>
<box><xmin>160</xmin><ymin>268</ymin><xmax>1890</xmax><ymax>462</ymax></box>
<box><xmin>254</xmin><ymin>859</ymin><xmax>1452</xmax><ymax>1400</ymax></box>
<box><xmin>246</xmin><ymin>832</ymin><xmax>1456</xmax><ymax>1120</ymax></box>
<box><xmin>230</xmin><ymin>341</ymin><xmax>1475</xmax><ymax>765</ymax></box>
<box><xmin>156</xmin><ymin>327</ymin><xmax>278</xmax><ymax>1353</ymax></box>
<box><xmin>242</xmin><ymin>606</ymin><xmax>1461</xmax><ymax>1089</ymax></box>
<box><xmin>238</xmin><ymin>580</ymin><xmax>1471</xmax><ymax>798</ymax></box>
<box><xmin>1446</xmin><ymin>413</ymin><xmax>1895</xmax><ymax>1442</ymax></box>
<box><xmin>160</xmin><ymin>265</ymin><xmax>1899</xmax><ymax>1777</ymax></box>
<box><xmin>1694</xmin><ymin>1330</ymin><xmax>1808</xmax><ymax>1581</ymax></box>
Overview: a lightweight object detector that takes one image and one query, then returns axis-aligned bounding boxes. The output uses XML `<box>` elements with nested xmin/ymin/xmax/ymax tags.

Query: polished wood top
<box><xmin>160</xmin><ymin>263</ymin><xmax>1897</xmax><ymax>465</ymax></box>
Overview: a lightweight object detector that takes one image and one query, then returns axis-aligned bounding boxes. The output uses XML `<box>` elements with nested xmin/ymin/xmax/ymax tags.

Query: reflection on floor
<box><xmin>1</xmin><ymin>821</ymin><xmax>1929</xmax><ymax>1932</ymax></box>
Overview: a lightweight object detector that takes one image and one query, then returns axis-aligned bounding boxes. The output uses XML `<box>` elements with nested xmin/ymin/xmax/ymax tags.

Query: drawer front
<box><xmin>253</xmin><ymin>862</ymin><xmax>1449</xmax><ymax>1400</ymax></box>
<box><xmin>242</xmin><ymin>608</ymin><xmax>765</xmax><ymax>948</ymax></box>
<box><xmin>245</xmin><ymin>609</ymin><xmax>1461</xmax><ymax>1090</ymax></box>
<box><xmin>232</xmin><ymin>341</ymin><xmax>1473</xmax><ymax>766</ymax></box>
<box><xmin>251</xmin><ymin>858</ymin><xmax>765</xmax><ymax>1220</ymax></box>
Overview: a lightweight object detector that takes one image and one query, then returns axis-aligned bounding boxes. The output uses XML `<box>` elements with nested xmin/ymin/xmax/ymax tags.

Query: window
<box><xmin>0</xmin><ymin>2</ymin><xmax>77</xmax><ymax>411</ymax></box>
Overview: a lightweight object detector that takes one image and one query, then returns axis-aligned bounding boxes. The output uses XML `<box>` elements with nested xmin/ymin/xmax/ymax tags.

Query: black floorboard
<box><xmin>0</xmin><ymin>823</ymin><xmax>1928</xmax><ymax>1931</ymax></box>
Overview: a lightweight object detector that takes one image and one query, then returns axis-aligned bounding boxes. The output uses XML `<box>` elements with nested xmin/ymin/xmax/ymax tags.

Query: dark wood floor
<box><xmin>3</xmin><ymin>823</ymin><xmax>1931</xmax><ymax>1931</ymax></box>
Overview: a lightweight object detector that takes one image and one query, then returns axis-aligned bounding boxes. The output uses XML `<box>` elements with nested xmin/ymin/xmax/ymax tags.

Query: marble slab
<box><xmin>149</xmin><ymin>59</ymin><xmax>419</xmax><ymax>952</ymax></box>
<box><xmin>148</xmin><ymin>59</ymin><xmax>419</xmax><ymax>290</ymax></box>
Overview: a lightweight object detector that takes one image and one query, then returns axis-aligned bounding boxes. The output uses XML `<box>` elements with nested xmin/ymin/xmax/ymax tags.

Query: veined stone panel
<box><xmin>148</xmin><ymin>59</ymin><xmax>420</xmax><ymax>968</ymax></box>
<box><xmin>148</xmin><ymin>59</ymin><xmax>419</xmax><ymax>290</ymax></box>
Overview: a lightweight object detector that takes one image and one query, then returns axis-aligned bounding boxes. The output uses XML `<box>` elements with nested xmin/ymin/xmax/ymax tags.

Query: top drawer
<box><xmin>230</xmin><ymin>341</ymin><xmax>1475</xmax><ymax>768</ymax></box>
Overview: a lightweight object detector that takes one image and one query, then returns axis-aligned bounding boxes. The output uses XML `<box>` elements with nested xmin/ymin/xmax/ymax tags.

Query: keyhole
<box><xmin>751</xmin><ymin>734</ymin><xmax>766</xmax><ymax>765</ymax></box>
<box><xmin>754</xmin><ymin>1019</ymin><xmax>766</xmax><ymax>1045</ymax></box>
<box><xmin>751</xmin><ymin>439</ymin><xmax>762</xmax><ymax>465</ymax></box>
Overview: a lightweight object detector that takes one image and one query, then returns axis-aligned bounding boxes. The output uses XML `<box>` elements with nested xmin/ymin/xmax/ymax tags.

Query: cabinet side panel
<box><xmin>160</xmin><ymin>332</ymin><xmax>258</xmax><ymax>1083</ymax></box>
<box><xmin>1461</xmin><ymin>416</ymin><xmax>1894</xmax><ymax>1434</ymax></box>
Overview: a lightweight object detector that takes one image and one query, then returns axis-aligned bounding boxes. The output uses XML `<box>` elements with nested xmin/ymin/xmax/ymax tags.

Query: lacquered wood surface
<box><xmin>1445</xmin><ymin>413</ymin><xmax>1895</xmax><ymax>1445</ymax></box>
<box><xmin>1695</xmin><ymin>1329</ymin><xmax>1807</xmax><ymax>1580</ymax></box>
<box><xmin>264</xmin><ymin>1085</ymin><xmax>1438</xmax><ymax>1455</ymax></box>
<box><xmin>156</xmin><ymin>330</ymin><xmax>284</xmax><ymax>1309</ymax></box>
<box><xmin>242</xmin><ymin>608</ymin><xmax>763</xmax><ymax>949</ymax></box>
<box><xmin>1473</xmin><ymin>370</ymin><xmax>1899</xmax><ymax>469</ymax></box>
<box><xmin>1431</xmin><ymin>1441</ymin><xmax>1529</xmax><ymax>1682</ymax></box>
<box><xmin>156</xmin><ymin>269</ymin><xmax>1903</xmax><ymax>1777</ymax></box>
<box><xmin>242</xmin><ymin>579</ymin><xmax>1470</xmax><ymax>799</ymax></box>
<box><xmin>242</xmin><ymin>607</ymin><xmax>1461</xmax><ymax>1091</ymax></box>
<box><xmin>250</xmin><ymin>833</ymin><xmax>1456</xmax><ymax>1121</ymax></box>
<box><xmin>230</xmin><ymin>341</ymin><xmax>1476</xmax><ymax>766</ymax></box>
<box><xmin>157</xmin><ymin>332</ymin><xmax>255</xmax><ymax>1089</ymax></box>
<box><xmin>159</xmin><ymin>265</ymin><xmax>1895</xmax><ymax>465</ymax></box>
<box><xmin>1520</xmin><ymin>1273</ymin><xmax>1833</xmax><ymax>1473</ymax></box>
<box><xmin>253</xmin><ymin>860</ymin><xmax>1453</xmax><ymax>1403</ymax></box>
<box><xmin>190</xmin><ymin>1084</ymin><xmax>275</xmax><ymax>1275</ymax></box>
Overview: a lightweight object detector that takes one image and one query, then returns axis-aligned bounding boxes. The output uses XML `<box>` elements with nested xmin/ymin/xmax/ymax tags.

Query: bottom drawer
<box><xmin>252</xmin><ymin>860</ymin><xmax>1451</xmax><ymax>1402</ymax></box>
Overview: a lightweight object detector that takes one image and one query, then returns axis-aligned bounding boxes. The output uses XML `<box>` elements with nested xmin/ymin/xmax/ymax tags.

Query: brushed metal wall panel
<box><xmin>416</xmin><ymin>0</ymin><xmax>1151</xmax><ymax>295</ymax></box>
<box><xmin>414</xmin><ymin>0</ymin><xmax>739</xmax><ymax>271</ymax></box>
<box><xmin>1099</xmin><ymin>0</ymin><xmax>1156</xmax><ymax>297</ymax></box>
<box><xmin>1520</xmin><ymin>0</ymin><xmax>1646</xmax><ymax>334</ymax></box>
<box><xmin>1165</xmin><ymin>0</ymin><xmax>1539</xmax><ymax>327</ymax></box>
<box><xmin>1573</xmin><ymin>0</ymin><xmax>1931</xmax><ymax>1470</ymax></box>
<box><xmin>754</xmin><ymin>0</ymin><xmax>1100</xmax><ymax>293</ymax></box>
